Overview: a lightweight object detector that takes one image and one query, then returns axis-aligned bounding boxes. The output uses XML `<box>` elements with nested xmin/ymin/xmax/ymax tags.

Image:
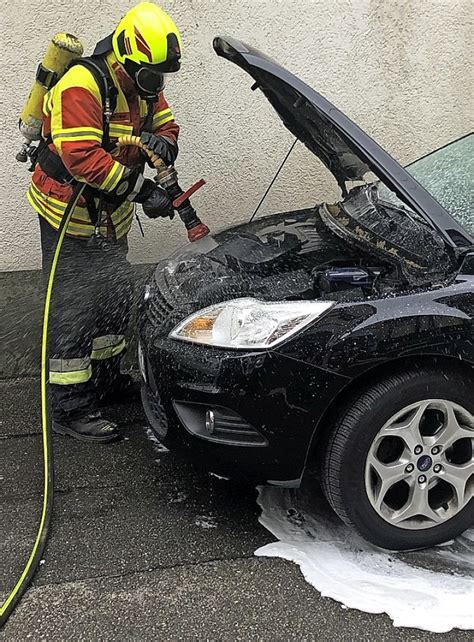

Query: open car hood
<box><xmin>213</xmin><ymin>36</ymin><xmax>471</xmax><ymax>248</ymax></box>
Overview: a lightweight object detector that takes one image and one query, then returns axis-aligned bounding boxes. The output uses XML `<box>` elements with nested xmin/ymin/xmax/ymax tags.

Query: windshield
<box><xmin>378</xmin><ymin>134</ymin><xmax>473</xmax><ymax>235</ymax></box>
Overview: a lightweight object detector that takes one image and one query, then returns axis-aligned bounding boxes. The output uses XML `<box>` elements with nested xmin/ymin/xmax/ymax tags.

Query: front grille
<box><xmin>147</xmin><ymin>287</ymin><xmax>174</xmax><ymax>327</ymax></box>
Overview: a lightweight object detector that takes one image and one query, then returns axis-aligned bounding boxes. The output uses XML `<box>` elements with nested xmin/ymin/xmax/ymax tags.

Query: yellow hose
<box><xmin>0</xmin><ymin>183</ymin><xmax>86</xmax><ymax>627</ymax></box>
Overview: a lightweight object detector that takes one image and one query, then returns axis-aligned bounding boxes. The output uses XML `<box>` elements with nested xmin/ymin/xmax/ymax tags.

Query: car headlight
<box><xmin>169</xmin><ymin>298</ymin><xmax>335</xmax><ymax>349</ymax></box>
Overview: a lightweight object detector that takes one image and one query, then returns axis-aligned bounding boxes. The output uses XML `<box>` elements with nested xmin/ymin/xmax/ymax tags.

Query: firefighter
<box><xmin>28</xmin><ymin>3</ymin><xmax>182</xmax><ymax>442</ymax></box>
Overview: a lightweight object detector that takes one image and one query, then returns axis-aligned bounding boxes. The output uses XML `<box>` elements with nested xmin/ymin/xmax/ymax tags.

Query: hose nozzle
<box><xmin>155</xmin><ymin>166</ymin><xmax>209</xmax><ymax>242</ymax></box>
<box><xmin>188</xmin><ymin>223</ymin><xmax>211</xmax><ymax>242</ymax></box>
<box><xmin>116</xmin><ymin>135</ymin><xmax>210</xmax><ymax>243</ymax></box>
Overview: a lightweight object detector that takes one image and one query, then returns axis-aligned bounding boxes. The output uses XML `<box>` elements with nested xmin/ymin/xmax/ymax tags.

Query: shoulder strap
<box><xmin>68</xmin><ymin>57</ymin><xmax>118</xmax><ymax>150</ymax></box>
<box><xmin>142</xmin><ymin>99</ymin><xmax>155</xmax><ymax>134</ymax></box>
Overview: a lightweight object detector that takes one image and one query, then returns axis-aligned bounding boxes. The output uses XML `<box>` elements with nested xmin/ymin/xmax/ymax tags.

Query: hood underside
<box><xmin>213</xmin><ymin>36</ymin><xmax>469</xmax><ymax>248</ymax></box>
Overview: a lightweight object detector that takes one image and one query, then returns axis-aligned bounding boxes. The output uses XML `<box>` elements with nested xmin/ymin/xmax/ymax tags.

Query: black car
<box><xmin>138</xmin><ymin>37</ymin><xmax>474</xmax><ymax>550</ymax></box>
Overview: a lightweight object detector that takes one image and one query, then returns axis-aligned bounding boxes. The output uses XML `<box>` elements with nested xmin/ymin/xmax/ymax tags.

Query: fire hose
<box><xmin>0</xmin><ymin>137</ymin><xmax>209</xmax><ymax>627</ymax></box>
<box><xmin>0</xmin><ymin>182</ymin><xmax>85</xmax><ymax>628</ymax></box>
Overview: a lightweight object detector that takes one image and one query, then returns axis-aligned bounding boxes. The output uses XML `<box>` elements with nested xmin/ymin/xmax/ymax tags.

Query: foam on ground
<box><xmin>255</xmin><ymin>484</ymin><xmax>474</xmax><ymax>632</ymax></box>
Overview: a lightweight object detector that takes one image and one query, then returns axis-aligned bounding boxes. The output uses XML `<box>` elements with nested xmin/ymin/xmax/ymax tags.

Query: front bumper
<box><xmin>139</xmin><ymin>322</ymin><xmax>348</xmax><ymax>485</ymax></box>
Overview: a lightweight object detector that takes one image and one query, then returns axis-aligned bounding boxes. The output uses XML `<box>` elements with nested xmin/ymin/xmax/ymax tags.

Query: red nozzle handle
<box><xmin>173</xmin><ymin>179</ymin><xmax>206</xmax><ymax>209</ymax></box>
<box><xmin>188</xmin><ymin>223</ymin><xmax>210</xmax><ymax>242</ymax></box>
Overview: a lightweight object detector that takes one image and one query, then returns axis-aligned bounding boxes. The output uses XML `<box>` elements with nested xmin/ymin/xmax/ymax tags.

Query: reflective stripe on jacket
<box><xmin>29</xmin><ymin>50</ymin><xmax>179</xmax><ymax>239</ymax></box>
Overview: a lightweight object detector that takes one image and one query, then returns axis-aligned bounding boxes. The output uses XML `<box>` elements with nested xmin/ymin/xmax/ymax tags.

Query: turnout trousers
<box><xmin>39</xmin><ymin>216</ymin><xmax>134</xmax><ymax>420</ymax></box>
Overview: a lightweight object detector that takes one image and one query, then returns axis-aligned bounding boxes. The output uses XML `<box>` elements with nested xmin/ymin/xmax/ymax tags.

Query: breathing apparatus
<box><xmin>17</xmin><ymin>33</ymin><xmax>84</xmax><ymax>166</ymax></box>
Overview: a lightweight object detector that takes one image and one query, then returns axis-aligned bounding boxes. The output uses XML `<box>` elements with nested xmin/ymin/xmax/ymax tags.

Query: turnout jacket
<box><xmin>28</xmin><ymin>50</ymin><xmax>179</xmax><ymax>239</ymax></box>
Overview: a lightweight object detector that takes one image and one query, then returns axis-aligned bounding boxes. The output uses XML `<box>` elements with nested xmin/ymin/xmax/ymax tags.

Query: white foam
<box><xmin>255</xmin><ymin>485</ymin><xmax>474</xmax><ymax>632</ymax></box>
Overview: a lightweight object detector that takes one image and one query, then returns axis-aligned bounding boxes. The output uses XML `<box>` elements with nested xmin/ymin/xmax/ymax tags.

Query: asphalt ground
<box><xmin>1</xmin><ymin>378</ymin><xmax>472</xmax><ymax>640</ymax></box>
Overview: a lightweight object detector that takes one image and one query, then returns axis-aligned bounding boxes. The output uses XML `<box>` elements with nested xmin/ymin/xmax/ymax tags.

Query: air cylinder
<box><xmin>19</xmin><ymin>33</ymin><xmax>84</xmax><ymax>143</ymax></box>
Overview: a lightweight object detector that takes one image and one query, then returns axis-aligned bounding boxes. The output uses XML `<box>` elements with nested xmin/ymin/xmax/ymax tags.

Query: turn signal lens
<box><xmin>177</xmin><ymin>312</ymin><xmax>219</xmax><ymax>340</ymax></box>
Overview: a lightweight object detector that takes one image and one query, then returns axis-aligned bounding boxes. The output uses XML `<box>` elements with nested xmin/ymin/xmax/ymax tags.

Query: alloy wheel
<box><xmin>365</xmin><ymin>399</ymin><xmax>474</xmax><ymax>530</ymax></box>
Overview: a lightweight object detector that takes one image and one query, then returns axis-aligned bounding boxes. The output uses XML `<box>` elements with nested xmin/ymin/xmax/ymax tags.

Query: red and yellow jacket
<box><xmin>28</xmin><ymin>50</ymin><xmax>179</xmax><ymax>239</ymax></box>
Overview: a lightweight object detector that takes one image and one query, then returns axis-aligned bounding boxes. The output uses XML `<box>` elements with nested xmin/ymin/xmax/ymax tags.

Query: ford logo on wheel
<box><xmin>417</xmin><ymin>455</ymin><xmax>433</xmax><ymax>472</ymax></box>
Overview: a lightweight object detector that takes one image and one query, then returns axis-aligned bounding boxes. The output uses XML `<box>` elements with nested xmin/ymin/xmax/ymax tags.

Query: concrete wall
<box><xmin>1</xmin><ymin>0</ymin><xmax>473</xmax><ymax>272</ymax></box>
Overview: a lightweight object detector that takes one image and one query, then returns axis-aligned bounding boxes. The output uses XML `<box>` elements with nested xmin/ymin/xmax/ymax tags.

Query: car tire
<box><xmin>321</xmin><ymin>366</ymin><xmax>474</xmax><ymax>550</ymax></box>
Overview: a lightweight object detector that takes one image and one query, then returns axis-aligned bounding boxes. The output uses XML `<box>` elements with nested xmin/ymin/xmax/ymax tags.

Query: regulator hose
<box><xmin>115</xmin><ymin>134</ymin><xmax>166</xmax><ymax>169</ymax></box>
<box><xmin>0</xmin><ymin>182</ymin><xmax>86</xmax><ymax>628</ymax></box>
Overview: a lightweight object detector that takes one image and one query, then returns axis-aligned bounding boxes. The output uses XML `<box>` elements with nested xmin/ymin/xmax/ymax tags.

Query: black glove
<box><xmin>132</xmin><ymin>177</ymin><xmax>156</xmax><ymax>203</ymax></box>
<box><xmin>140</xmin><ymin>132</ymin><xmax>178</xmax><ymax>166</ymax></box>
<box><xmin>141</xmin><ymin>184</ymin><xmax>175</xmax><ymax>219</ymax></box>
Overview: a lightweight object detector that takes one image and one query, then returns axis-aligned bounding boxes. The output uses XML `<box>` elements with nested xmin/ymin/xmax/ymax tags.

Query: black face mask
<box><xmin>135</xmin><ymin>67</ymin><xmax>165</xmax><ymax>95</ymax></box>
<box><xmin>124</xmin><ymin>59</ymin><xmax>169</xmax><ymax>98</ymax></box>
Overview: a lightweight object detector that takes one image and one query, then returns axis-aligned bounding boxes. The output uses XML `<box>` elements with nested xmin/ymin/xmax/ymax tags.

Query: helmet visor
<box><xmin>135</xmin><ymin>66</ymin><xmax>166</xmax><ymax>94</ymax></box>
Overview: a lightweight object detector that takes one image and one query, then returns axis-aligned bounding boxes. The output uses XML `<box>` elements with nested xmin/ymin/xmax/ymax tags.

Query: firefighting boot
<box><xmin>52</xmin><ymin>411</ymin><xmax>120</xmax><ymax>443</ymax></box>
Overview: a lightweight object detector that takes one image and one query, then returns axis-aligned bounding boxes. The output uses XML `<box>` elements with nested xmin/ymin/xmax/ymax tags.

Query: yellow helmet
<box><xmin>112</xmin><ymin>3</ymin><xmax>182</xmax><ymax>94</ymax></box>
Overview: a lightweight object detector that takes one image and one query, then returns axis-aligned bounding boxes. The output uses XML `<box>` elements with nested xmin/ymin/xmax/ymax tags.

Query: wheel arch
<box><xmin>305</xmin><ymin>353</ymin><xmax>474</xmax><ymax>469</ymax></box>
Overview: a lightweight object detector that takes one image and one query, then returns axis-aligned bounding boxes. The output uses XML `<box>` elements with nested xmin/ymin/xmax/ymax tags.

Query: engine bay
<box><xmin>150</xmin><ymin>192</ymin><xmax>457</xmax><ymax>333</ymax></box>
